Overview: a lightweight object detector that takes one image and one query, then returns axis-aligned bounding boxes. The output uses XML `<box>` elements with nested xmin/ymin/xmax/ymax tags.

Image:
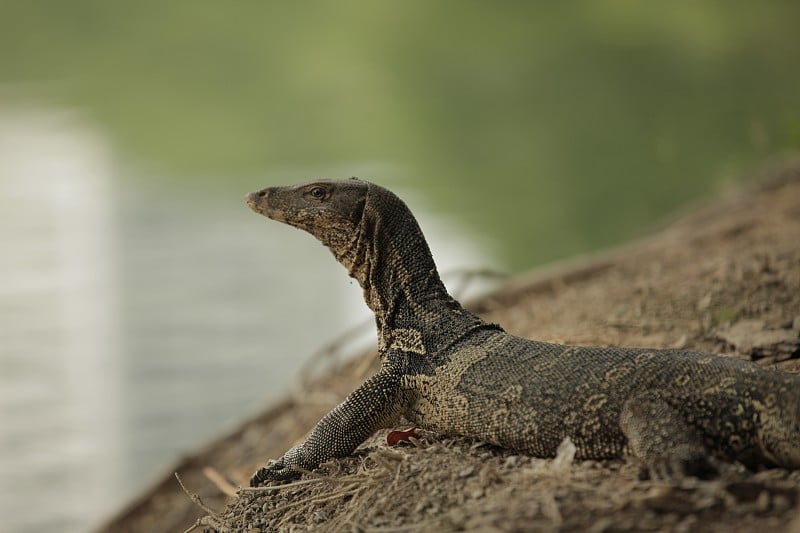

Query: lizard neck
<box><xmin>344</xmin><ymin>183</ymin><xmax>482</xmax><ymax>355</ymax></box>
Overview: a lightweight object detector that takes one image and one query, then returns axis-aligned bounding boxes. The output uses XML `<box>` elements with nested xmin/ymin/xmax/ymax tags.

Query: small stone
<box><xmin>448</xmin><ymin>508</ymin><xmax>467</xmax><ymax>526</ymax></box>
<box><xmin>470</xmin><ymin>488</ymin><xmax>485</xmax><ymax>499</ymax></box>
<box><xmin>755</xmin><ymin>490</ymin><xmax>770</xmax><ymax>513</ymax></box>
<box><xmin>671</xmin><ymin>334</ymin><xmax>688</xmax><ymax>349</ymax></box>
<box><xmin>773</xmin><ymin>494</ymin><xmax>792</xmax><ymax>512</ymax></box>
<box><xmin>552</xmin><ymin>437</ymin><xmax>576</xmax><ymax>469</ymax></box>
<box><xmin>458</xmin><ymin>465</ymin><xmax>475</xmax><ymax>478</ymax></box>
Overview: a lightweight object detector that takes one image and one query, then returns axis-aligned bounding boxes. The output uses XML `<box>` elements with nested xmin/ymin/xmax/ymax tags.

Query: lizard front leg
<box><xmin>250</xmin><ymin>369</ymin><xmax>407</xmax><ymax>486</ymax></box>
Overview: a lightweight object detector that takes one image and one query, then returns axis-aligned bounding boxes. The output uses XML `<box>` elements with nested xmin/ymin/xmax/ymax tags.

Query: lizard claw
<box><xmin>249</xmin><ymin>446</ymin><xmax>308</xmax><ymax>486</ymax></box>
<box><xmin>249</xmin><ymin>466</ymin><xmax>270</xmax><ymax>487</ymax></box>
<box><xmin>638</xmin><ymin>452</ymin><xmax>720</xmax><ymax>482</ymax></box>
<box><xmin>249</xmin><ymin>459</ymin><xmax>302</xmax><ymax>487</ymax></box>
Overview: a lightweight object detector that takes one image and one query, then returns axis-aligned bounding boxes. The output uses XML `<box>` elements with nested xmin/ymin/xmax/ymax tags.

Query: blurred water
<box><xmin>0</xmin><ymin>108</ymin><xmax>123</xmax><ymax>532</ymax></box>
<box><xmin>0</xmin><ymin>108</ymin><xmax>493</xmax><ymax>532</ymax></box>
<box><xmin>1</xmin><ymin>6</ymin><xmax>797</xmax><ymax>531</ymax></box>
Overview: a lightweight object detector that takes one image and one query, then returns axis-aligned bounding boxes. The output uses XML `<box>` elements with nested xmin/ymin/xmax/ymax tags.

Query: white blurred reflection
<box><xmin>0</xmin><ymin>107</ymin><xmax>122</xmax><ymax>532</ymax></box>
<box><xmin>0</xmin><ymin>106</ymin><xmax>494</xmax><ymax>533</ymax></box>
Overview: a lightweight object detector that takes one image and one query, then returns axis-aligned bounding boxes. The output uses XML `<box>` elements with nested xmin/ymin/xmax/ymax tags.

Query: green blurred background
<box><xmin>2</xmin><ymin>2</ymin><xmax>799</xmax><ymax>531</ymax></box>
<box><xmin>3</xmin><ymin>1</ymin><xmax>798</xmax><ymax>268</ymax></box>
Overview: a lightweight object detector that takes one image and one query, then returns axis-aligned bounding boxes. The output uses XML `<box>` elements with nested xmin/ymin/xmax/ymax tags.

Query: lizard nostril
<box><xmin>257</xmin><ymin>190</ymin><xmax>268</xmax><ymax>198</ymax></box>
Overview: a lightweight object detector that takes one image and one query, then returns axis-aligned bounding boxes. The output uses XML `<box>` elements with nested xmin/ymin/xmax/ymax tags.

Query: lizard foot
<box><xmin>638</xmin><ymin>451</ymin><xmax>720</xmax><ymax>482</ymax></box>
<box><xmin>249</xmin><ymin>457</ymin><xmax>302</xmax><ymax>487</ymax></box>
<box><xmin>249</xmin><ymin>445</ymin><xmax>310</xmax><ymax>487</ymax></box>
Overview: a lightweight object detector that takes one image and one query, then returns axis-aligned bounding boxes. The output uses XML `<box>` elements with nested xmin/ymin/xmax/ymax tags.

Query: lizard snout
<box><xmin>246</xmin><ymin>188</ymin><xmax>271</xmax><ymax>211</ymax></box>
<box><xmin>246</xmin><ymin>187</ymin><xmax>288</xmax><ymax>222</ymax></box>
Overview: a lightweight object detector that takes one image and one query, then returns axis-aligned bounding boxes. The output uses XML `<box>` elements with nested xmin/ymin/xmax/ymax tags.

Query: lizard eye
<box><xmin>308</xmin><ymin>186</ymin><xmax>327</xmax><ymax>200</ymax></box>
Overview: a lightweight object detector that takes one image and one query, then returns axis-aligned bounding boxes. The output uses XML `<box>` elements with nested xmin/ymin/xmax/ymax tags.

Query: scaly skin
<box><xmin>245</xmin><ymin>178</ymin><xmax>800</xmax><ymax>486</ymax></box>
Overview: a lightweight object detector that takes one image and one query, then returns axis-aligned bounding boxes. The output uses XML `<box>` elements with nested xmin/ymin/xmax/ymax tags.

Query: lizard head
<box><xmin>247</xmin><ymin>177</ymin><xmax>451</xmax><ymax>328</ymax></box>
<box><xmin>246</xmin><ymin>178</ymin><xmax>369</xmax><ymax>270</ymax></box>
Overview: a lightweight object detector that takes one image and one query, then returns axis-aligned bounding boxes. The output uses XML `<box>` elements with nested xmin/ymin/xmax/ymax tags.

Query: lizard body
<box><xmin>245</xmin><ymin>178</ymin><xmax>800</xmax><ymax>485</ymax></box>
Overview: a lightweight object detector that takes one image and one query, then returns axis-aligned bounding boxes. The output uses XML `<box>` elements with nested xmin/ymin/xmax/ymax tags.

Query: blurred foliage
<box><xmin>1</xmin><ymin>1</ymin><xmax>798</xmax><ymax>269</ymax></box>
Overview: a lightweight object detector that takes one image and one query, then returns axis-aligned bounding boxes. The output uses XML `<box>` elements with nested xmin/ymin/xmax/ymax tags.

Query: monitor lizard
<box><xmin>245</xmin><ymin>178</ymin><xmax>800</xmax><ymax>486</ymax></box>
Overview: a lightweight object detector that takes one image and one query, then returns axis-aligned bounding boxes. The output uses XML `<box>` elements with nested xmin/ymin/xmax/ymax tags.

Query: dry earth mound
<box><xmin>101</xmin><ymin>163</ymin><xmax>800</xmax><ymax>532</ymax></box>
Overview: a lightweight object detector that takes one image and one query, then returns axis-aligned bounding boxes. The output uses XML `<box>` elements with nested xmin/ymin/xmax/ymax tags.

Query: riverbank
<box><xmin>101</xmin><ymin>161</ymin><xmax>800</xmax><ymax>532</ymax></box>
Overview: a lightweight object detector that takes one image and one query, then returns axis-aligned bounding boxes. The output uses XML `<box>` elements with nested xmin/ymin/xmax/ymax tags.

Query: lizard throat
<box><xmin>335</xmin><ymin>183</ymin><xmax>480</xmax><ymax>354</ymax></box>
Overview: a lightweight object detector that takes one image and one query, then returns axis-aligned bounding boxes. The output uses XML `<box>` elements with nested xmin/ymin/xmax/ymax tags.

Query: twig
<box><xmin>203</xmin><ymin>466</ymin><xmax>239</xmax><ymax>498</ymax></box>
<box><xmin>240</xmin><ymin>472</ymin><xmax>372</xmax><ymax>492</ymax></box>
<box><xmin>362</xmin><ymin>521</ymin><xmax>436</xmax><ymax>533</ymax></box>
<box><xmin>175</xmin><ymin>472</ymin><xmax>220</xmax><ymax>515</ymax></box>
<box><xmin>268</xmin><ymin>483</ymin><xmax>361</xmax><ymax>518</ymax></box>
<box><xmin>444</xmin><ymin>267</ymin><xmax>507</xmax><ymax>300</ymax></box>
<box><xmin>299</xmin><ymin>317</ymin><xmax>374</xmax><ymax>383</ymax></box>
<box><xmin>175</xmin><ymin>472</ymin><xmax>228</xmax><ymax>533</ymax></box>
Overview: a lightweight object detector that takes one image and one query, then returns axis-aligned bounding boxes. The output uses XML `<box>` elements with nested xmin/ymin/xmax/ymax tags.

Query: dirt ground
<box><xmin>100</xmin><ymin>161</ymin><xmax>800</xmax><ymax>533</ymax></box>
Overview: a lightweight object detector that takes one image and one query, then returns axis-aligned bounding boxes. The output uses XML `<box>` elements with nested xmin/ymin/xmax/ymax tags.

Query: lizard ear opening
<box><xmin>350</xmin><ymin>193</ymin><xmax>367</xmax><ymax>226</ymax></box>
<box><xmin>350</xmin><ymin>182</ymin><xmax>370</xmax><ymax>227</ymax></box>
